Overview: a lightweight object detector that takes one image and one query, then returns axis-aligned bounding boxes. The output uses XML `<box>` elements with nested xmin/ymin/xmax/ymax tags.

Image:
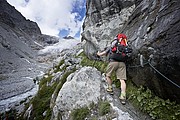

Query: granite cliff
<box><xmin>82</xmin><ymin>0</ymin><xmax>180</xmax><ymax>103</ymax></box>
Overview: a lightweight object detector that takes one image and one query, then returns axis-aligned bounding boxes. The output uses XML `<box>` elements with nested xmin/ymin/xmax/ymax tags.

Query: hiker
<box><xmin>97</xmin><ymin>33</ymin><xmax>131</xmax><ymax>105</ymax></box>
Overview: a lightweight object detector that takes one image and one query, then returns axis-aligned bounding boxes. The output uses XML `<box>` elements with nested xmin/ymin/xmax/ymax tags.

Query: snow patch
<box><xmin>38</xmin><ymin>39</ymin><xmax>80</xmax><ymax>55</ymax></box>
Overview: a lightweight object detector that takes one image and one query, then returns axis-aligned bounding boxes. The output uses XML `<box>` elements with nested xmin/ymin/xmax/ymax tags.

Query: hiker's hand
<box><xmin>97</xmin><ymin>51</ymin><xmax>101</xmax><ymax>56</ymax></box>
<box><xmin>97</xmin><ymin>51</ymin><xmax>106</xmax><ymax>56</ymax></box>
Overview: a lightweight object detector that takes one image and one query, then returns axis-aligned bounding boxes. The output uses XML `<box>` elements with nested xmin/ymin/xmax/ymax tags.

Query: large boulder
<box><xmin>53</xmin><ymin>66</ymin><xmax>102</xmax><ymax>119</ymax></box>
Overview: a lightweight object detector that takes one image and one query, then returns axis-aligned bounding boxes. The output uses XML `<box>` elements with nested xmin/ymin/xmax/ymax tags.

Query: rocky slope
<box><xmin>0</xmin><ymin>0</ymin><xmax>59</xmax><ymax>111</ymax></box>
<box><xmin>21</xmin><ymin>44</ymin><xmax>152</xmax><ymax>120</ymax></box>
<box><xmin>51</xmin><ymin>48</ymin><xmax>151</xmax><ymax>120</ymax></box>
<box><xmin>81</xmin><ymin>0</ymin><xmax>180</xmax><ymax>102</ymax></box>
<box><xmin>20</xmin><ymin>41</ymin><xmax>178</xmax><ymax>120</ymax></box>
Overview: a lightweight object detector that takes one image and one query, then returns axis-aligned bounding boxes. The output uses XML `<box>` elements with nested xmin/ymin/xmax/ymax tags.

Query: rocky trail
<box><xmin>100</xmin><ymin>81</ymin><xmax>152</xmax><ymax>120</ymax></box>
<box><xmin>81</xmin><ymin>66</ymin><xmax>153</xmax><ymax>120</ymax></box>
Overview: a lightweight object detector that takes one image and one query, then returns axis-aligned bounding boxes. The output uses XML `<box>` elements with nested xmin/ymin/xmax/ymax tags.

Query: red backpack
<box><xmin>111</xmin><ymin>33</ymin><xmax>127</xmax><ymax>52</ymax></box>
<box><xmin>110</xmin><ymin>34</ymin><xmax>132</xmax><ymax>62</ymax></box>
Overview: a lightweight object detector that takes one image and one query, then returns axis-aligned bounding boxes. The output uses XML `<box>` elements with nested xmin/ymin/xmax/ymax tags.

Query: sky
<box><xmin>7</xmin><ymin>0</ymin><xmax>86</xmax><ymax>39</ymax></box>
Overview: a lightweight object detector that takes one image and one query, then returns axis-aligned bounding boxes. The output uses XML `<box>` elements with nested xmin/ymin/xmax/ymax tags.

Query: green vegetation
<box><xmin>70</xmin><ymin>100</ymin><xmax>111</xmax><ymax>120</ymax></box>
<box><xmin>127</xmin><ymin>82</ymin><xmax>180</xmax><ymax>120</ymax></box>
<box><xmin>17</xmin><ymin>59</ymin><xmax>76</xmax><ymax>120</ymax></box>
<box><xmin>71</xmin><ymin>107</ymin><xmax>90</xmax><ymax>120</ymax></box>
<box><xmin>98</xmin><ymin>101</ymin><xmax>111</xmax><ymax>116</ymax></box>
<box><xmin>80</xmin><ymin>52</ymin><xmax>120</xmax><ymax>87</ymax></box>
<box><xmin>79</xmin><ymin>51</ymin><xmax>180</xmax><ymax>120</ymax></box>
<box><xmin>30</xmin><ymin>75</ymin><xmax>57</xmax><ymax>120</ymax></box>
<box><xmin>54</xmin><ymin>59</ymin><xmax>67</xmax><ymax>73</ymax></box>
<box><xmin>80</xmin><ymin>52</ymin><xmax>107</xmax><ymax>73</ymax></box>
<box><xmin>39</xmin><ymin>75</ymin><xmax>53</xmax><ymax>88</ymax></box>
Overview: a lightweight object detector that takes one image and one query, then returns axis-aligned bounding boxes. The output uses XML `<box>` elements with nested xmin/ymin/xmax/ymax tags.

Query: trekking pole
<box><xmin>92</xmin><ymin>52</ymin><xmax>101</xmax><ymax>67</ymax></box>
<box><xmin>92</xmin><ymin>59</ymin><xmax>97</xmax><ymax>67</ymax></box>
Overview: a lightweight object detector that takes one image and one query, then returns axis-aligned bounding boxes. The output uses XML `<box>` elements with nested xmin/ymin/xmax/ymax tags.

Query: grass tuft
<box><xmin>71</xmin><ymin>107</ymin><xmax>90</xmax><ymax>120</ymax></box>
<box><xmin>98</xmin><ymin>101</ymin><xmax>111</xmax><ymax>116</ymax></box>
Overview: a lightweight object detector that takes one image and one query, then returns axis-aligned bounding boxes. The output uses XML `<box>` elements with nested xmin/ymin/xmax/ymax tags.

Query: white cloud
<box><xmin>7</xmin><ymin>0</ymin><xmax>85</xmax><ymax>38</ymax></box>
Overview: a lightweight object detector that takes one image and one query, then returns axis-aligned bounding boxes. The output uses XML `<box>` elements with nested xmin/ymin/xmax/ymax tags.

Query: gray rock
<box><xmin>0</xmin><ymin>0</ymin><xmax>41</xmax><ymax>36</ymax></box>
<box><xmin>122</xmin><ymin>0</ymin><xmax>180</xmax><ymax>102</ymax></box>
<box><xmin>53</xmin><ymin>66</ymin><xmax>102</xmax><ymax>119</ymax></box>
<box><xmin>82</xmin><ymin>0</ymin><xmax>135</xmax><ymax>59</ymax></box>
<box><xmin>82</xmin><ymin>0</ymin><xmax>180</xmax><ymax>102</ymax></box>
<box><xmin>0</xmin><ymin>0</ymin><xmax>61</xmax><ymax>112</ymax></box>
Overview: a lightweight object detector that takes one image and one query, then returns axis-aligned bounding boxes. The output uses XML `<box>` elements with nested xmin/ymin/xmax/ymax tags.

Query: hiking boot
<box><xmin>106</xmin><ymin>86</ymin><xmax>113</xmax><ymax>95</ymax></box>
<box><xmin>119</xmin><ymin>93</ymin><xmax>126</xmax><ymax>105</ymax></box>
<box><xmin>119</xmin><ymin>97</ymin><xmax>126</xmax><ymax>105</ymax></box>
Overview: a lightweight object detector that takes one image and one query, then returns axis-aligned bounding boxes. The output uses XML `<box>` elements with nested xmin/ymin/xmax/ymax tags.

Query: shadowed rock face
<box><xmin>82</xmin><ymin>0</ymin><xmax>180</xmax><ymax>102</ymax></box>
<box><xmin>0</xmin><ymin>0</ymin><xmax>41</xmax><ymax>36</ymax></box>
<box><xmin>122</xmin><ymin>0</ymin><xmax>180</xmax><ymax>102</ymax></box>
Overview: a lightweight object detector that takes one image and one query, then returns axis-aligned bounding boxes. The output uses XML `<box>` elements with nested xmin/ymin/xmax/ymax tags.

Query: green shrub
<box><xmin>127</xmin><ymin>82</ymin><xmax>180</xmax><ymax>120</ymax></box>
<box><xmin>39</xmin><ymin>75</ymin><xmax>53</xmax><ymax>88</ymax></box>
<box><xmin>31</xmin><ymin>81</ymin><xmax>57</xmax><ymax>120</ymax></box>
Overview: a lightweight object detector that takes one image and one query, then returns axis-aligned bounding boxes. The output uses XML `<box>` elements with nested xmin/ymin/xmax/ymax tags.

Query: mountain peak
<box><xmin>63</xmin><ymin>36</ymin><xmax>74</xmax><ymax>39</ymax></box>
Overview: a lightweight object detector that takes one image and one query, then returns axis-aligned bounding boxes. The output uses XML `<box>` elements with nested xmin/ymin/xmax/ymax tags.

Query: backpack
<box><xmin>109</xmin><ymin>34</ymin><xmax>132</xmax><ymax>62</ymax></box>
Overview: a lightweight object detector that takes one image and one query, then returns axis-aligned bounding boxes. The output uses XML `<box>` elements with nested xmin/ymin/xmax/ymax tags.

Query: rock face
<box><xmin>82</xmin><ymin>0</ymin><xmax>180</xmax><ymax>102</ymax></box>
<box><xmin>82</xmin><ymin>0</ymin><xmax>135</xmax><ymax>58</ymax></box>
<box><xmin>121</xmin><ymin>0</ymin><xmax>180</xmax><ymax>102</ymax></box>
<box><xmin>53</xmin><ymin>66</ymin><xmax>102</xmax><ymax>119</ymax></box>
<box><xmin>0</xmin><ymin>0</ymin><xmax>58</xmax><ymax>111</ymax></box>
<box><xmin>0</xmin><ymin>0</ymin><xmax>41</xmax><ymax>36</ymax></box>
<box><xmin>0</xmin><ymin>0</ymin><xmax>41</xmax><ymax>101</ymax></box>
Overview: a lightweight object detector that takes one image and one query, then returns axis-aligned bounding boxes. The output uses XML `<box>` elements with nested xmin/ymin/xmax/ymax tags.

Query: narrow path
<box><xmin>101</xmin><ymin>79</ymin><xmax>152</xmax><ymax>120</ymax></box>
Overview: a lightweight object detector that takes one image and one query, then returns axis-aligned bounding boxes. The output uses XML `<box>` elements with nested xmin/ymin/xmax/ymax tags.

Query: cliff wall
<box><xmin>82</xmin><ymin>0</ymin><xmax>180</xmax><ymax>102</ymax></box>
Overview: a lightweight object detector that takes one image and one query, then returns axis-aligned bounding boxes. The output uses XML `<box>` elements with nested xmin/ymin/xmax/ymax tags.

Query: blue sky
<box><xmin>7</xmin><ymin>0</ymin><xmax>86</xmax><ymax>39</ymax></box>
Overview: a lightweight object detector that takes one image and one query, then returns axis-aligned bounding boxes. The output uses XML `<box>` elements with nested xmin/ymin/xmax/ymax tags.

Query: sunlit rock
<box><xmin>53</xmin><ymin>66</ymin><xmax>102</xmax><ymax>119</ymax></box>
